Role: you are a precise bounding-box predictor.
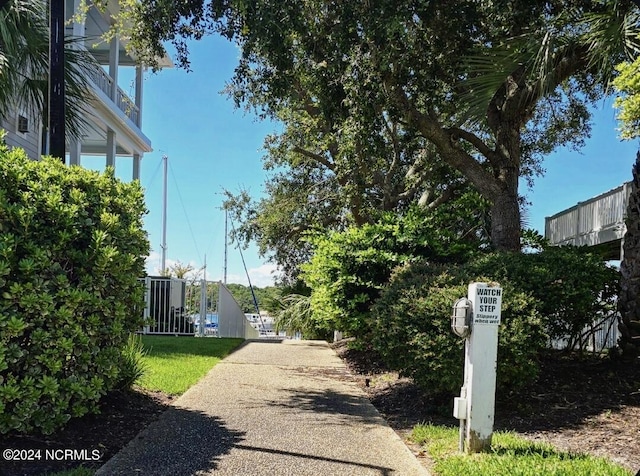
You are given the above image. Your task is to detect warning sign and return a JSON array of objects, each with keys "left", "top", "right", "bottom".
[{"left": 472, "top": 285, "right": 502, "bottom": 325}]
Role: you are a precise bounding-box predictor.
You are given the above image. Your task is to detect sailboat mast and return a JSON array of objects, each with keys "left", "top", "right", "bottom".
[
  {"left": 223, "top": 208, "right": 228, "bottom": 285},
  {"left": 161, "top": 155, "right": 168, "bottom": 273}
]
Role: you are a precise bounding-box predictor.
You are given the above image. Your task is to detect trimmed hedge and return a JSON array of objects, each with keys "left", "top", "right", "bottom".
[
  {"left": 461, "top": 248, "right": 619, "bottom": 344},
  {"left": 0, "top": 145, "right": 149, "bottom": 434},
  {"left": 302, "top": 202, "right": 488, "bottom": 340},
  {"left": 372, "top": 261, "right": 547, "bottom": 395}
]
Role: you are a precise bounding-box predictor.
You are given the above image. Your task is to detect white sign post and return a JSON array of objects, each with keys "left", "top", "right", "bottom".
[{"left": 457, "top": 282, "right": 502, "bottom": 453}]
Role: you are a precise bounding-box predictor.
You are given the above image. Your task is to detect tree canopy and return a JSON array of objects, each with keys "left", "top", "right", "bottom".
[{"left": 121, "top": 0, "right": 639, "bottom": 257}]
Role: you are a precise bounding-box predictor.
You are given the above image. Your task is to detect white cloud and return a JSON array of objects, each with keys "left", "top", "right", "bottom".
[
  {"left": 144, "top": 251, "right": 165, "bottom": 276},
  {"left": 247, "top": 263, "right": 278, "bottom": 288},
  {"left": 222, "top": 264, "right": 278, "bottom": 287},
  {"left": 144, "top": 253, "right": 278, "bottom": 287}
]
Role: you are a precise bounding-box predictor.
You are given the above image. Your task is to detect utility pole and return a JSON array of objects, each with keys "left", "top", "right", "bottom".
[{"left": 49, "top": 0, "right": 66, "bottom": 160}]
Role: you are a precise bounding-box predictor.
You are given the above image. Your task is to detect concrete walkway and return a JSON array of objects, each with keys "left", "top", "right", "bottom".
[{"left": 96, "top": 339, "right": 429, "bottom": 475}]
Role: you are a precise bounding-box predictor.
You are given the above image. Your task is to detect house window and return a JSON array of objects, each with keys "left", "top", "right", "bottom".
[{"left": 17, "top": 115, "right": 29, "bottom": 134}]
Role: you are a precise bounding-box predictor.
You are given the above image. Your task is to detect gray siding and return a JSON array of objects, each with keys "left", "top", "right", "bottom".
[{"left": 1, "top": 111, "right": 42, "bottom": 160}]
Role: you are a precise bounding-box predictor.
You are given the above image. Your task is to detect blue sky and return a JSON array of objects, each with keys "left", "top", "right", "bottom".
[
  {"left": 137, "top": 37, "right": 281, "bottom": 286},
  {"left": 96, "top": 34, "right": 640, "bottom": 287}
]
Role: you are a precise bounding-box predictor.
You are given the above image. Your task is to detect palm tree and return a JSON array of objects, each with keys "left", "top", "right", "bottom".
[
  {"left": 618, "top": 154, "right": 640, "bottom": 359},
  {"left": 0, "top": 0, "right": 95, "bottom": 146},
  {"left": 460, "top": 2, "right": 640, "bottom": 357},
  {"left": 458, "top": 2, "right": 640, "bottom": 124}
]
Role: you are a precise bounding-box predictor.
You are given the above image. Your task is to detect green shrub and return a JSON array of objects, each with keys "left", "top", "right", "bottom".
[
  {"left": 0, "top": 145, "right": 149, "bottom": 434},
  {"left": 302, "top": 201, "right": 489, "bottom": 340},
  {"left": 372, "top": 261, "right": 547, "bottom": 395},
  {"left": 461, "top": 247, "right": 619, "bottom": 346},
  {"left": 115, "top": 334, "right": 149, "bottom": 390},
  {"left": 272, "top": 293, "right": 333, "bottom": 340}
]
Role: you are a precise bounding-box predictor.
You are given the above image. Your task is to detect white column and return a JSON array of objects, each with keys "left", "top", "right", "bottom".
[
  {"left": 133, "top": 153, "right": 141, "bottom": 181},
  {"left": 106, "top": 128, "right": 116, "bottom": 169},
  {"left": 69, "top": 140, "right": 81, "bottom": 166},
  {"left": 199, "top": 279, "right": 207, "bottom": 337},
  {"left": 464, "top": 282, "right": 502, "bottom": 453}
]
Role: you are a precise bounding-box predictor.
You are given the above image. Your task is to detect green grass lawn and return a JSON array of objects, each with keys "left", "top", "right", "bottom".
[
  {"left": 137, "top": 336, "right": 244, "bottom": 395},
  {"left": 411, "top": 424, "right": 632, "bottom": 476}
]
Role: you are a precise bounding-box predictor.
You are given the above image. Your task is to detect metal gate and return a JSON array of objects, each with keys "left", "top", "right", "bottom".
[
  {"left": 140, "top": 277, "right": 259, "bottom": 339},
  {"left": 187, "top": 280, "right": 218, "bottom": 336},
  {"left": 141, "top": 277, "right": 192, "bottom": 335}
]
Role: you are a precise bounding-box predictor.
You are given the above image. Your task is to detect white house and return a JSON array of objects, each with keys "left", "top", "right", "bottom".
[{"left": 1, "top": 0, "right": 171, "bottom": 180}]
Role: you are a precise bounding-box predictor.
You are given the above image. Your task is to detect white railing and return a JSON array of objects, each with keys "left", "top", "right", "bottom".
[
  {"left": 545, "top": 182, "right": 631, "bottom": 247},
  {"left": 140, "top": 278, "right": 260, "bottom": 339},
  {"left": 86, "top": 64, "right": 140, "bottom": 126},
  {"left": 549, "top": 313, "right": 619, "bottom": 353}
]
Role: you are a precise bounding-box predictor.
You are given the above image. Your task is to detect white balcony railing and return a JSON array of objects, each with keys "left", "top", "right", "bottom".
[
  {"left": 85, "top": 64, "right": 140, "bottom": 126},
  {"left": 545, "top": 182, "right": 631, "bottom": 248}
]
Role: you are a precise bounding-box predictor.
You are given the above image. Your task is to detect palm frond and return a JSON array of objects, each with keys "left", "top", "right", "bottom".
[
  {"left": 580, "top": 0, "right": 640, "bottom": 89},
  {"left": 0, "top": 0, "right": 95, "bottom": 142},
  {"left": 456, "top": 2, "right": 640, "bottom": 126}
]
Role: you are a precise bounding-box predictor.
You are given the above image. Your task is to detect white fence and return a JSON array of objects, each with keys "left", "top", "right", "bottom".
[
  {"left": 140, "top": 277, "right": 259, "bottom": 339},
  {"left": 550, "top": 313, "right": 619, "bottom": 353},
  {"left": 545, "top": 182, "right": 630, "bottom": 251}
]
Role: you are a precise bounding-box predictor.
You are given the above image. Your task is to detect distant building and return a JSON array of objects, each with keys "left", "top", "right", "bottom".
[
  {"left": 1, "top": 0, "right": 171, "bottom": 180},
  {"left": 545, "top": 182, "right": 630, "bottom": 260}
]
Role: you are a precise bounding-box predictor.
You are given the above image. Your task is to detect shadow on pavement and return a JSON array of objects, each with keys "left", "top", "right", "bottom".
[
  {"left": 234, "top": 444, "right": 395, "bottom": 475},
  {"left": 266, "top": 387, "right": 383, "bottom": 426},
  {"left": 97, "top": 407, "right": 244, "bottom": 476}
]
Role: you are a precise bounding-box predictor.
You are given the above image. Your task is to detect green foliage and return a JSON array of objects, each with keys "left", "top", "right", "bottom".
[
  {"left": 114, "top": 334, "right": 149, "bottom": 390},
  {"left": 372, "top": 246, "right": 618, "bottom": 395},
  {"left": 302, "top": 202, "right": 489, "bottom": 339},
  {"left": 122, "top": 0, "right": 640, "bottom": 252},
  {"left": 0, "top": 0, "right": 98, "bottom": 142},
  {"left": 272, "top": 293, "right": 332, "bottom": 340},
  {"left": 225, "top": 283, "right": 281, "bottom": 314},
  {"left": 181, "top": 280, "right": 281, "bottom": 316},
  {"left": 461, "top": 247, "right": 619, "bottom": 347},
  {"left": 614, "top": 57, "right": 640, "bottom": 140},
  {"left": 0, "top": 146, "right": 149, "bottom": 434},
  {"left": 372, "top": 262, "right": 546, "bottom": 395}
]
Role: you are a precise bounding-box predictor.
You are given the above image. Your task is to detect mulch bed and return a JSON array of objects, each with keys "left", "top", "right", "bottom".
[
  {"left": 0, "top": 390, "right": 174, "bottom": 476},
  {"left": 333, "top": 340, "right": 640, "bottom": 473}
]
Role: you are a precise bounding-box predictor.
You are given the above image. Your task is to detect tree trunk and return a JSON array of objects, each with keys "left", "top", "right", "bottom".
[
  {"left": 618, "top": 152, "right": 640, "bottom": 359},
  {"left": 490, "top": 189, "right": 521, "bottom": 251}
]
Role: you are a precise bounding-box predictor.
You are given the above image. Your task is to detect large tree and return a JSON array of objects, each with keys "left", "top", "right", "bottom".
[
  {"left": 120, "top": 0, "right": 640, "bottom": 252},
  {"left": 613, "top": 57, "right": 640, "bottom": 358},
  {"left": 223, "top": 122, "right": 472, "bottom": 281}
]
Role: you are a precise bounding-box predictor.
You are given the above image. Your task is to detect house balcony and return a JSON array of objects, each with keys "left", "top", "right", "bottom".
[
  {"left": 545, "top": 182, "right": 631, "bottom": 260},
  {"left": 64, "top": 0, "right": 172, "bottom": 179},
  {"left": 85, "top": 64, "right": 140, "bottom": 127}
]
